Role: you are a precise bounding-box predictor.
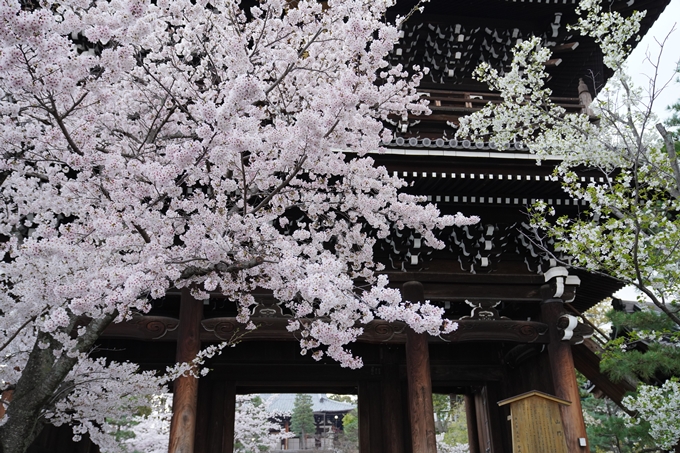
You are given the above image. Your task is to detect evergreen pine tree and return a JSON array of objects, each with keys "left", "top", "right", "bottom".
[{"left": 290, "top": 394, "right": 316, "bottom": 450}]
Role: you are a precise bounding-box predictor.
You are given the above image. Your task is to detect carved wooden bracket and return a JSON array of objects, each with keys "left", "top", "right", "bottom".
[
  {"left": 102, "top": 314, "right": 179, "bottom": 340},
  {"left": 460, "top": 300, "right": 508, "bottom": 320},
  {"left": 557, "top": 314, "right": 594, "bottom": 345}
]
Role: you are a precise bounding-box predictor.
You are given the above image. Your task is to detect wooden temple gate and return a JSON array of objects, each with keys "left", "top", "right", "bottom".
[{"left": 98, "top": 256, "right": 608, "bottom": 453}]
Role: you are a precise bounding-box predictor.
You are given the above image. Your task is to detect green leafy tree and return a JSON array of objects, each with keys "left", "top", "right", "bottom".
[
  {"left": 290, "top": 394, "right": 316, "bottom": 450},
  {"left": 327, "top": 394, "right": 357, "bottom": 404},
  {"left": 432, "top": 394, "right": 451, "bottom": 433},
  {"left": 342, "top": 409, "right": 359, "bottom": 450},
  {"left": 431, "top": 394, "right": 468, "bottom": 451},
  {"left": 442, "top": 399, "right": 468, "bottom": 447}
]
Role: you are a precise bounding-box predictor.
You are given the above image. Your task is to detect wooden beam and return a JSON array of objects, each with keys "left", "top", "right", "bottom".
[
  {"left": 168, "top": 288, "right": 203, "bottom": 453},
  {"left": 551, "top": 42, "right": 579, "bottom": 52},
  {"left": 403, "top": 281, "right": 437, "bottom": 453},
  {"left": 572, "top": 341, "right": 636, "bottom": 410},
  {"left": 541, "top": 285, "right": 589, "bottom": 453},
  {"left": 104, "top": 316, "right": 550, "bottom": 345}
]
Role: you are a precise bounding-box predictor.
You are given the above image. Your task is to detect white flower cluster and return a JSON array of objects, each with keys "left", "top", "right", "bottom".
[
  {"left": 623, "top": 379, "right": 680, "bottom": 450},
  {"left": 44, "top": 358, "right": 167, "bottom": 453},
  {"left": 572, "top": 0, "right": 646, "bottom": 69},
  {"left": 124, "top": 395, "right": 172, "bottom": 453}
]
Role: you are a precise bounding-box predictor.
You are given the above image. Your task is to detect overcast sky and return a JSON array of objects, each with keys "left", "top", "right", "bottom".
[{"left": 624, "top": 0, "right": 680, "bottom": 121}]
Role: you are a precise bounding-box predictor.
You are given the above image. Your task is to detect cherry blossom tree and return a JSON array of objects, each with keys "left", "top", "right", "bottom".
[
  {"left": 233, "top": 395, "right": 293, "bottom": 453},
  {"left": 122, "top": 394, "right": 291, "bottom": 453},
  {"left": 124, "top": 395, "right": 173, "bottom": 453},
  {"left": 0, "top": 0, "right": 479, "bottom": 451},
  {"left": 457, "top": 0, "right": 680, "bottom": 448}
]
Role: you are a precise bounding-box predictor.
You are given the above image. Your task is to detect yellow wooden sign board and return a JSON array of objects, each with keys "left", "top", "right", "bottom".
[{"left": 498, "top": 391, "right": 570, "bottom": 453}]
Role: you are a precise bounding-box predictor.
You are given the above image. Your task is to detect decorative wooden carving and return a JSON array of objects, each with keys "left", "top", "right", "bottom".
[
  {"left": 201, "top": 319, "right": 238, "bottom": 342},
  {"left": 251, "top": 301, "right": 288, "bottom": 318},
  {"left": 460, "top": 300, "right": 507, "bottom": 320},
  {"left": 201, "top": 317, "right": 296, "bottom": 342},
  {"left": 557, "top": 314, "right": 594, "bottom": 345},
  {"left": 362, "top": 321, "right": 403, "bottom": 343},
  {"left": 102, "top": 314, "right": 179, "bottom": 340}
]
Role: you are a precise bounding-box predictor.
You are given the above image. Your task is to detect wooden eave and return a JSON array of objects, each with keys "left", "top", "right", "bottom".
[{"left": 384, "top": 0, "right": 671, "bottom": 98}]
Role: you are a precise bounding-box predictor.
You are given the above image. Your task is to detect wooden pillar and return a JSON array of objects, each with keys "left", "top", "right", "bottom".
[
  {"left": 401, "top": 380, "right": 413, "bottom": 453},
  {"left": 194, "top": 380, "right": 236, "bottom": 453},
  {"left": 474, "top": 389, "right": 491, "bottom": 452},
  {"left": 168, "top": 288, "right": 204, "bottom": 453},
  {"left": 369, "top": 381, "right": 384, "bottom": 453},
  {"left": 194, "top": 379, "right": 212, "bottom": 453},
  {"left": 464, "top": 394, "right": 480, "bottom": 453},
  {"left": 541, "top": 284, "right": 588, "bottom": 452},
  {"left": 284, "top": 420, "right": 290, "bottom": 450},
  {"left": 403, "top": 281, "right": 437, "bottom": 453},
  {"left": 223, "top": 382, "right": 236, "bottom": 453},
  {"left": 382, "top": 350, "right": 405, "bottom": 453},
  {"left": 358, "top": 382, "right": 372, "bottom": 453}
]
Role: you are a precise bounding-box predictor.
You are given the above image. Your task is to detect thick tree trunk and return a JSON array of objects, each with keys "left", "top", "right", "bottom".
[{"left": 0, "top": 314, "right": 115, "bottom": 453}]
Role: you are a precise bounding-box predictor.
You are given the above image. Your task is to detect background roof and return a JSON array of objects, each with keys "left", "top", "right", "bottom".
[{"left": 258, "top": 394, "right": 356, "bottom": 414}]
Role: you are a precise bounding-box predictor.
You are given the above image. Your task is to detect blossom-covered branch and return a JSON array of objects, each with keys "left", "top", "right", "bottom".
[{"left": 0, "top": 0, "right": 477, "bottom": 450}]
